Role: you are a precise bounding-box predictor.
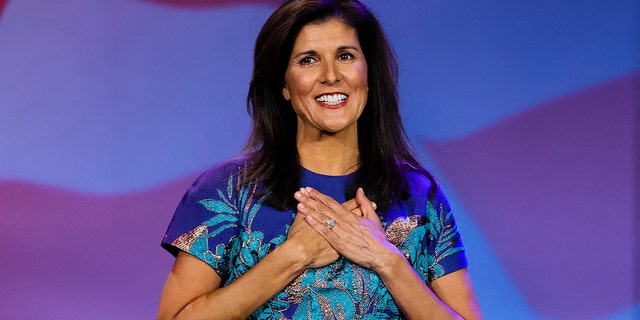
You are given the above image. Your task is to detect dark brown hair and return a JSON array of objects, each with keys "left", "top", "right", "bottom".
[{"left": 245, "top": 0, "right": 436, "bottom": 210}]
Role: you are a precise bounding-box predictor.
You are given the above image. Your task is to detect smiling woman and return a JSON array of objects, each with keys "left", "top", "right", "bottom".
[
  {"left": 283, "top": 19, "right": 369, "bottom": 171},
  {"left": 157, "top": 1, "right": 482, "bottom": 319}
]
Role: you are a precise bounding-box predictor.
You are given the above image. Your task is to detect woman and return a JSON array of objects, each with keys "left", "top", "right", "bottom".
[{"left": 158, "top": 0, "right": 482, "bottom": 319}]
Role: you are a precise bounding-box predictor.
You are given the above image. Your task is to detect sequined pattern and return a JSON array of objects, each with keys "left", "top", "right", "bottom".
[
  {"left": 171, "top": 224, "right": 207, "bottom": 252},
  {"left": 385, "top": 215, "right": 426, "bottom": 246}
]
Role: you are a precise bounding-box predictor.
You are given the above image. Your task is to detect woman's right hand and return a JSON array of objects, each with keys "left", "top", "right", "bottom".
[
  {"left": 159, "top": 207, "right": 338, "bottom": 319},
  {"left": 286, "top": 188, "right": 378, "bottom": 269},
  {"left": 286, "top": 205, "right": 340, "bottom": 268}
]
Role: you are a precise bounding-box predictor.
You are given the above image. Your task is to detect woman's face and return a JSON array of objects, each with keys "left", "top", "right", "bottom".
[{"left": 283, "top": 18, "right": 368, "bottom": 137}]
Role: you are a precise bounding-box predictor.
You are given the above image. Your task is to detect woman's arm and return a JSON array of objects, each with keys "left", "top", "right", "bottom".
[
  {"left": 374, "top": 253, "right": 482, "bottom": 319},
  {"left": 428, "top": 268, "right": 483, "bottom": 319},
  {"left": 157, "top": 212, "right": 339, "bottom": 320},
  {"left": 297, "top": 187, "right": 482, "bottom": 319}
]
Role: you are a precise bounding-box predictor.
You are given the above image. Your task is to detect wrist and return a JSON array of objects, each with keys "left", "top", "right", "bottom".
[
  {"left": 277, "top": 238, "right": 311, "bottom": 273},
  {"left": 372, "top": 249, "right": 407, "bottom": 279}
]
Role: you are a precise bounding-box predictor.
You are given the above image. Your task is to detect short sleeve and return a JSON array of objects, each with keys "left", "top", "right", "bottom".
[
  {"left": 160, "top": 159, "right": 246, "bottom": 277},
  {"left": 421, "top": 185, "right": 468, "bottom": 281},
  {"left": 392, "top": 172, "right": 468, "bottom": 283}
]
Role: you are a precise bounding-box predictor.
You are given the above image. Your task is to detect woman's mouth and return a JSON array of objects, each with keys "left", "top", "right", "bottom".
[{"left": 315, "top": 93, "right": 348, "bottom": 106}]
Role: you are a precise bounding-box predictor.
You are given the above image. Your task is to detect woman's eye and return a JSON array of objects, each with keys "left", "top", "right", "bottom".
[
  {"left": 338, "top": 52, "right": 355, "bottom": 61},
  {"left": 299, "top": 56, "right": 316, "bottom": 65}
]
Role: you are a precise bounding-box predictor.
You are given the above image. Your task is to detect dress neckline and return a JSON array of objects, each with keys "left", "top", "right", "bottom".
[{"left": 300, "top": 166, "right": 358, "bottom": 179}]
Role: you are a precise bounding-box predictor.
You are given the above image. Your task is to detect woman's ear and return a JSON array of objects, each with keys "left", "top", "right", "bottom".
[{"left": 282, "top": 86, "right": 291, "bottom": 101}]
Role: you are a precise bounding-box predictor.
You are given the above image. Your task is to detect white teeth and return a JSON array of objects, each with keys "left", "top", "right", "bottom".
[{"left": 316, "top": 94, "right": 347, "bottom": 105}]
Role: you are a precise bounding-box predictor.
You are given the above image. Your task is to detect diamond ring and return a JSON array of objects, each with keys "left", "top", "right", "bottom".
[{"left": 325, "top": 218, "right": 336, "bottom": 230}]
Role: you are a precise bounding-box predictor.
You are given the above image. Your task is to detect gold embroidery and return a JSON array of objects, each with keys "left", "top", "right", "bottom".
[
  {"left": 385, "top": 215, "right": 424, "bottom": 246},
  {"left": 286, "top": 271, "right": 307, "bottom": 304},
  {"left": 171, "top": 225, "right": 207, "bottom": 252}
]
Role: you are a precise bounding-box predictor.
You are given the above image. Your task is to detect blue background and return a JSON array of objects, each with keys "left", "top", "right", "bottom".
[{"left": 0, "top": 0, "right": 638, "bottom": 318}]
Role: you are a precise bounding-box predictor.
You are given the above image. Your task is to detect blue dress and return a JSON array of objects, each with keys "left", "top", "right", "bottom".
[{"left": 161, "top": 156, "right": 468, "bottom": 319}]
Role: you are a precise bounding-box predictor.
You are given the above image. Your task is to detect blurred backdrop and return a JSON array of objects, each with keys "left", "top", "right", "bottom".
[{"left": 0, "top": 0, "right": 638, "bottom": 319}]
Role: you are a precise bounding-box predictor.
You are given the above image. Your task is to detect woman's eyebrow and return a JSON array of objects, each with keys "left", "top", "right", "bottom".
[
  {"left": 292, "top": 50, "right": 317, "bottom": 59},
  {"left": 293, "top": 45, "right": 360, "bottom": 59},
  {"left": 337, "top": 45, "right": 359, "bottom": 52}
]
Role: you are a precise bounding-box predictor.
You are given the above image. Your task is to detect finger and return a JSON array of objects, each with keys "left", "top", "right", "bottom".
[
  {"left": 351, "top": 207, "right": 364, "bottom": 217},
  {"left": 294, "top": 188, "right": 329, "bottom": 216},
  {"left": 294, "top": 189, "right": 342, "bottom": 231},
  {"left": 305, "top": 213, "right": 372, "bottom": 256},
  {"left": 356, "top": 188, "right": 380, "bottom": 222},
  {"left": 343, "top": 196, "right": 378, "bottom": 212},
  {"left": 342, "top": 198, "right": 359, "bottom": 211},
  {"left": 303, "top": 187, "right": 347, "bottom": 217},
  {"left": 305, "top": 214, "right": 341, "bottom": 242},
  {"left": 303, "top": 187, "right": 337, "bottom": 207},
  {"left": 343, "top": 198, "right": 368, "bottom": 217}
]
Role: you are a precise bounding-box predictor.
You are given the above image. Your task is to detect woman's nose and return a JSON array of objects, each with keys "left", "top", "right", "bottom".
[{"left": 319, "top": 61, "right": 341, "bottom": 85}]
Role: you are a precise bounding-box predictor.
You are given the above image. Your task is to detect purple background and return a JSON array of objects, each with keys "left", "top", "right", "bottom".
[{"left": 1, "top": 0, "right": 638, "bottom": 319}]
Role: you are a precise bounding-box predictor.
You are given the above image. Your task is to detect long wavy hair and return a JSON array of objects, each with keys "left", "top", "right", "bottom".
[{"left": 245, "top": 0, "right": 436, "bottom": 210}]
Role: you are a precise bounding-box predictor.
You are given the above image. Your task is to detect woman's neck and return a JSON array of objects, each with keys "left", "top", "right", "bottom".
[{"left": 297, "top": 131, "right": 360, "bottom": 176}]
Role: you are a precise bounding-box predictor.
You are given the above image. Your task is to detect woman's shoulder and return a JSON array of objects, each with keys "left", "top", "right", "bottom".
[
  {"left": 398, "top": 163, "right": 435, "bottom": 191},
  {"left": 188, "top": 154, "right": 255, "bottom": 191},
  {"left": 399, "top": 164, "right": 450, "bottom": 209}
]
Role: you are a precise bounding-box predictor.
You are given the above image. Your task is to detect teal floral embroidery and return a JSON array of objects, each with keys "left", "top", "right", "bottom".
[
  {"left": 192, "top": 170, "right": 291, "bottom": 318},
  {"left": 165, "top": 162, "right": 466, "bottom": 319},
  {"left": 404, "top": 200, "right": 463, "bottom": 281},
  {"left": 194, "top": 171, "right": 267, "bottom": 252},
  {"left": 288, "top": 267, "right": 357, "bottom": 319},
  {"left": 255, "top": 291, "right": 289, "bottom": 320},
  {"left": 284, "top": 261, "right": 400, "bottom": 319}
]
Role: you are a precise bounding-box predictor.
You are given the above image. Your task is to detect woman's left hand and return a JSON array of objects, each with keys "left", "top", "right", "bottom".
[
  {"left": 295, "top": 187, "right": 482, "bottom": 319},
  {"left": 293, "top": 187, "right": 402, "bottom": 270}
]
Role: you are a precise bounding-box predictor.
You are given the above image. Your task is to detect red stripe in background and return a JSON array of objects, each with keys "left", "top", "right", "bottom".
[
  {"left": 141, "top": 0, "right": 282, "bottom": 9},
  {"left": 0, "top": 0, "right": 281, "bottom": 21},
  {"left": 0, "top": 0, "right": 8, "bottom": 19},
  {"left": 0, "top": 174, "right": 199, "bottom": 318}
]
